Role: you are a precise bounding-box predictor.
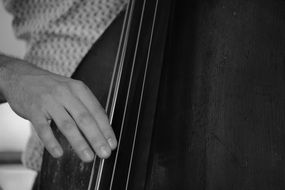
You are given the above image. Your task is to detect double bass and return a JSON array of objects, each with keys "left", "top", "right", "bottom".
[
  {"left": 39, "top": 0, "right": 176, "bottom": 189},
  {"left": 38, "top": 0, "right": 285, "bottom": 189}
]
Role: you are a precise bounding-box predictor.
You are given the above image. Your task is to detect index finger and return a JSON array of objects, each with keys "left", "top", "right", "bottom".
[
  {"left": 60, "top": 93, "right": 112, "bottom": 158},
  {"left": 70, "top": 81, "right": 117, "bottom": 149}
]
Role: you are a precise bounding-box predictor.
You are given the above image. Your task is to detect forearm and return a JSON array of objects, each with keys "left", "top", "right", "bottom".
[
  {"left": 0, "top": 54, "right": 11, "bottom": 104},
  {"left": 0, "top": 53, "right": 25, "bottom": 104}
]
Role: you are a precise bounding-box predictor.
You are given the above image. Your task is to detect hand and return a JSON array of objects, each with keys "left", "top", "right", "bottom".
[{"left": 0, "top": 57, "right": 117, "bottom": 162}]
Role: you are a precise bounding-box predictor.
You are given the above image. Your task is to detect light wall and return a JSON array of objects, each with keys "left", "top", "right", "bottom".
[
  {"left": 0, "top": 3, "right": 36, "bottom": 190},
  {"left": 0, "top": 1, "right": 30, "bottom": 152}
]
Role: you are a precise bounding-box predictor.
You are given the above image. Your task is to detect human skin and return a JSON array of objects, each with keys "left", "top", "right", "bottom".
[{"left": 0, "top": 54, "right": 117, "bottom": 162}]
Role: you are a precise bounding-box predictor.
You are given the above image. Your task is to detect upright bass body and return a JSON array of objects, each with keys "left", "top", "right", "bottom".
[{"left": 39, "top": 0, "right": 285, "bottom": 189}]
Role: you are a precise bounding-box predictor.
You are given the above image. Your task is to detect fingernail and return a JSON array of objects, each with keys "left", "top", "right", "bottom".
[
  {"left": 108, "top": 138, "right": 117, "bottom": 149},
  {"left": 83, "top": 149, "right": 94, "bottom": 161},
  {"left": 100, "top": 146, "right": 111, "bottom": 158},
  {"left": 53, "top": 147, "right": 63, "bottom": 157}
]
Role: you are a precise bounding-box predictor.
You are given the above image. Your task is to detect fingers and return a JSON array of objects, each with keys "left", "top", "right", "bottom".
[
  {"left": 70, "top": 81, "right": 117, "bottom": 150},
  {"left": 47, "top": 101, "right": 95, "bottom": 162},
  {"left": 60, "top": 92, "right": 112, "bottom": 159},
  {"left": 31, "top": 115, "right": 63, "bottom": 158},
  {"left": 29, "top": 78, "right": 116, "bottom": 162},
  {"left": 4, "top": 62, "right": 116, "bottom": 162}
]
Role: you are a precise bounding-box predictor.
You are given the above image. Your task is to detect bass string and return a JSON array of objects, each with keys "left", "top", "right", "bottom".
[
  {"left": 108, "top": 0, "right": 150, "bottom": 189},
  {"left": 95, "top": 1, "right": 135, "bottom": 189},
  {"left": 125, "top": 0, "right": 160, "bottom": 189},
  {"left": 87, "top": 0, "right": 134, "bottom": 189},
  {"left": 107, "top": 1, "right": 135, "bottom": 122},
  {"left": 94, "top": 0, "right": 138, "bottom": 189}
]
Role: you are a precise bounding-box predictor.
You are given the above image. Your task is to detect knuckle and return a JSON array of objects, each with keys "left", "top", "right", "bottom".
[
  {"left": 53, "top": 84, "right": 69, "bottom": 97},
  {"left": 100, "top": 126, "right": 112, "bottom": 134},
  {"left": 89, "top": 137, "right": 99, "bottom": 146},
  {"left": 59, "top": 119, "right": 75, "bottom": 133},
  {"left": 36, "top": 126, "right": 53, "bottom": 145},
  {"left": 33, "top": 122, "right": 48, "bottom": 136},
  {"left": 73, "top": 80, "right": 84, "bottom": 87},
  {"left": 76, "top": 112, "right": 92, "bottom": 126},
  {"left": 73, "top": 139, "right": 88, "bottom": 151},
  {"left": 89, "top": 137, "right": 105, "bottom": 149},
  {"left": 72, "top": 80, "right": 88, "bottom": 90}
]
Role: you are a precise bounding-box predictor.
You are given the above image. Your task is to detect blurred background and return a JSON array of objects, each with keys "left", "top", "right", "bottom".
[{"left": 0, "top": 2, "right": 37, "bottom": 190}]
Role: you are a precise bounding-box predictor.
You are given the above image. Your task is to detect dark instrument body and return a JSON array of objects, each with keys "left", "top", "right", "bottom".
[{"left": 38, "top": 0, "right": 285, "bottom": 189}]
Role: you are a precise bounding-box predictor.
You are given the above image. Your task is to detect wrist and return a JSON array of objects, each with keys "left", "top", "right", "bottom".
[{"left": 0, "top": 54, "right": 14, "bottom": 103}]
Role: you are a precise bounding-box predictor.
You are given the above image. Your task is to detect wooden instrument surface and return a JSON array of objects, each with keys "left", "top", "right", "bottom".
[{"left": 38, "top": 0, "right": 285, "bottom": 189}]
